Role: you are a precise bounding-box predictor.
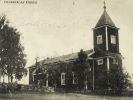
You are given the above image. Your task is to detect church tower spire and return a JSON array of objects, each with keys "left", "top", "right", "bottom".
[{"left": 95, "top": 2, "right": 116, "bottom": 28}]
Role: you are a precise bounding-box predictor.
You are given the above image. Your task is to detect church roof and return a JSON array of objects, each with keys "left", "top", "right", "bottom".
[
  {"left": 29, "top": 49, "right": 94, "bottom": 68},
  {"left": 95, "top": 9, "right": 116, "bottom": 28}
]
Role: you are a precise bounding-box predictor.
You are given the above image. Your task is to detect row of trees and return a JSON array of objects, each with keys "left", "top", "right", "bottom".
[{"left": 0, "top": 15, "right": 27, "bottom": 83}]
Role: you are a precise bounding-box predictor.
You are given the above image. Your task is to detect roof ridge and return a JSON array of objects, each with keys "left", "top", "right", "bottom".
[{"left": 28, "top": 49, "right": 94, "bottom": 68}]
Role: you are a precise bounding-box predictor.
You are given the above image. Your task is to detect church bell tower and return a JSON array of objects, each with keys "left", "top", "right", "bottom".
[
  {"left": 92, "top": 2, "right": 122, "bottom": 89},
  {"left": 93, "top": 2, "right": 119, "bottom": 54}
]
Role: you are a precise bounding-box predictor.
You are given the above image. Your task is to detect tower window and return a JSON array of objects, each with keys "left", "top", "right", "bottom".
[
  {"left": 111, "top": 35, "right": 116, "bottom": 44},
  {"left": 97, "top": 59, "right": 103, "bottom": 65},
  {"left": 61, "top": 72, "right": 66, "bottom": 85},
  {"left": 97, "top": 35, "right": 103, "bottom": 44}
]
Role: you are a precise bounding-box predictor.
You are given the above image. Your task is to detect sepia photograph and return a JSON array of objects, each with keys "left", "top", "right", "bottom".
[{"left": 0, "top": 0, "right": 133, "bottom": 100}]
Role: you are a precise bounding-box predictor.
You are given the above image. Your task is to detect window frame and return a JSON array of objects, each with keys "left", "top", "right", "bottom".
[
  {"left": 72, "top": 72, "right": 76, "bottom": 84},
  {"left": 61, "top": 72, "right": 66, "bottom": 85},
  {"left": 97, "top": 59, "right": 103, "bottom": 65},
  {"left": 97, "top": 35, "right": 103, "bottom": 44},
  {"left": 113, "top": 58, "right": 118, "bottom": 65},
  {"left": 111, "top": 35, "right": 116, "bottom": 44},
  {"left": 33, "top": 75, "right": 35, "bottom": 82}
]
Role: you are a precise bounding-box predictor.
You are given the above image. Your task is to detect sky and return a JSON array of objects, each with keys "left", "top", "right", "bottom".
[{"left": 0, "top": 0, "right": 133, "bottom": 84}]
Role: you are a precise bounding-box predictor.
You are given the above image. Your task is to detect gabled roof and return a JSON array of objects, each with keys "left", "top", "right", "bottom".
[
  {"left": 95, "top": 9, "right": 116, "bottom": 28},
  {"left": 29, "top": 49, "right": 94, "bottom": 68},
  {"left": 39, "top": 49, "right": 94, "bottom": 64}
]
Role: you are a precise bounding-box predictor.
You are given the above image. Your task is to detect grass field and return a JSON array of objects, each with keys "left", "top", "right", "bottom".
[{"left": 0, "top": 92, "right": 133, "bottom": 100}]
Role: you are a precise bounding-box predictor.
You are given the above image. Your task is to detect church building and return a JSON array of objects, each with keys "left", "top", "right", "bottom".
[{"left": 29, "top": 3, "right": 122, "bottom": 90}]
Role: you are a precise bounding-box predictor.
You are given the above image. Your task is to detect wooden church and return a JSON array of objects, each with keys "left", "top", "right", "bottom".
[{"left": 29, "top": 3, "right": 122, "bottom": 90}]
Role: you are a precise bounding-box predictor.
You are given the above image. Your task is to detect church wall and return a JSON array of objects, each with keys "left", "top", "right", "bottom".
[
  {"left": 29, "top": 60, "right": 93, "bottom": 90},
  {"left": 29, "top": 61, "right": 76, "bottom": 88},
  {"left": 94, "top": 57, "right": 108, "bottom": 89}
]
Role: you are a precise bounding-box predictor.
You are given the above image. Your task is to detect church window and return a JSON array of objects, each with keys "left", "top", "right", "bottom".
[
  {"left": 61, "top": 72, "right": 66, "bottom": 85},
  {"left": 113, "top": 58, "right": 118, "bottom": 64},
  {"left": 97, "top": 35, "right": 103, "bottom": 44},
  {"left": 72, "top": 72, "right": 77, "bottom": 84},
  {"left": 33, "top": 75, "right": 34, "bottom": 82},
  {"left": 111, "top": 35, "right": 116, "bottom": 44},
  {"left": 97, "top": 59, "right": 103, "bottom": 65}
]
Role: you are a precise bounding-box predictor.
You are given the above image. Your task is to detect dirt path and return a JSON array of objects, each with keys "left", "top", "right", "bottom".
[{"left": 0, "top": 92, "right": 133, "bottom": 100}]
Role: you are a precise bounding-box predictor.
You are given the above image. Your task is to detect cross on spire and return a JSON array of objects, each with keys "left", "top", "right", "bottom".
[{"left": 103, "top": 1, "right": 106, "bottom": 10}]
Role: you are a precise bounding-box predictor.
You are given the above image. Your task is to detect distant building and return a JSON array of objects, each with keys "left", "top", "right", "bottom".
[{"left": 29, "top": 4, "right": 122, "bottom": 90}]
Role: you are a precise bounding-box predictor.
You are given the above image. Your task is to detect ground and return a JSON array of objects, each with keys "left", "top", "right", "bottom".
[{"left": 0, "top": 92, "right": 133, "bottom": 100}]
